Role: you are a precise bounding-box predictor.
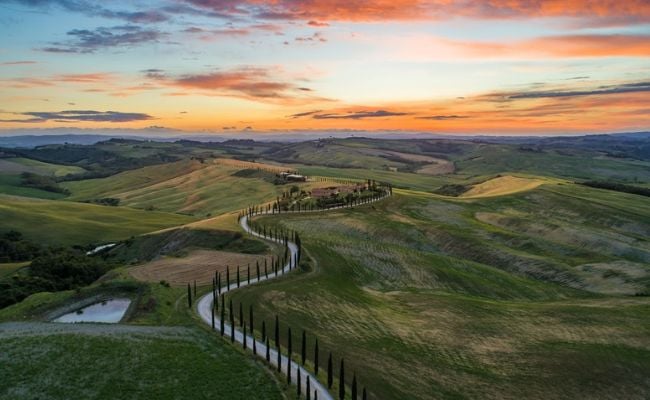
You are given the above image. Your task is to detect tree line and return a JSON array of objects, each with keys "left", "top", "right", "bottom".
[{"left": 195, "top": 185, "right": 392, "bottom": 399}]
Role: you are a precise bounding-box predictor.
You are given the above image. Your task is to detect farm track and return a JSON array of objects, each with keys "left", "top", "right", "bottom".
[{"left": 196, "top": 192, "right": 391, "bottom": 400}]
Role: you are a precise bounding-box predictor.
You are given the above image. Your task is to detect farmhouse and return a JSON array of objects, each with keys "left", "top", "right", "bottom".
[
  {"left": 311, "top": 183, "right": 368, "bottom": 198},
  {"left": 278, "top": 171, "right": 307, "bottom": 182}
]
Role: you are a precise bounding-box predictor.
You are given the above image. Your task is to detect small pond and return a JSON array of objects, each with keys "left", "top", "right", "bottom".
[{"left": 53, "top": 298, "right": 131, "bottom": 323}]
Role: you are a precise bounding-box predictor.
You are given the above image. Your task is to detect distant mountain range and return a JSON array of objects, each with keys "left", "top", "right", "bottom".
[{"left": 0, "top": 127, "right": 648, "bottom": 148}]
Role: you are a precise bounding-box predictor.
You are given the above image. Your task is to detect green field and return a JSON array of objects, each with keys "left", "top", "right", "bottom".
[
  {"left": 63, "top": 159, "right": 303, "bottom": 218},
  {"left": 228, "top": 185, "right": 650, "bottom": 399},
  {"left": 0, "top": 323, "right": 283, "bottom": 400},
  {"left": 0, "top": 194, "right": 194, "bottom": 246}
]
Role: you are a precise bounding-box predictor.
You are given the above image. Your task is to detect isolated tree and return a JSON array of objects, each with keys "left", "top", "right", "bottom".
[
  {"left": 236, "top": 267, "right": 240, "bottom": 288},
  {"left": 247, "top": 264, "right": 250, "bottom": 284},
  {"left": 301, "top": 330, "right": 307, "bottom": 365},
  {"left": 339, "top": 358, "right": 345, "bottom": 400},
  {"left": 352, "top": 373, "right": 357, "bottom": 400},
  {"left": 187, "top": 283, "right": 192, "bottom": 308},
  {"left": 327, "top": 352, "right": 333, "bottom": 389}
]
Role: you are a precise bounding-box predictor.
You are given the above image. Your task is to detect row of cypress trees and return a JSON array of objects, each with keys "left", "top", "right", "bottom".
[
  {"left": 202, "top": 182, "right": 391, "bottom": 398},
  {"left": 211, "top": 293, "right": 369, "bottom": 400}
]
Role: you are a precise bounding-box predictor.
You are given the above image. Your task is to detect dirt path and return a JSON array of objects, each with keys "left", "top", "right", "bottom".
[{"left": 196, "top": 191, "right": 391, "bottom": 400}]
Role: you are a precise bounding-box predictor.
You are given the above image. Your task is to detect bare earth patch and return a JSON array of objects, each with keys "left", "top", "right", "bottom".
[{"left": 129, "top": 249, "right": 271, "bottom": 286}]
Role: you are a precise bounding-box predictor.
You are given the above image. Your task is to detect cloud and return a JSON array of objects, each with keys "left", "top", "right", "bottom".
[
  {"left": 295, "top": 32, "right": 327, "bottom": 43},
  {"left": 312, "top": 110, "right": 408, "bottom": 119},
  {"left": 395, "top": 34, "right": 650, "bottom": 61},
  {"left": 6, "top": 0, "right": 171, "bottom": 23},
  {"left": 416, "top": 115, "right": 468, "bottom": 120},
  {"left": 498, "top": 81, "right": 650, "bottom": 100},
  {"left": 289, "top": 110, "right": 322, "bottom": 118},
  {"left": 181, "top": 0, "right": 650, "bottom": 24},
  {"left": 307, "top": 20, "right": 329, "bottom": 27},
  {"left": 152, "top": 66, "right": 327, "bottom": 103},
  {"left": 0, "top": 110, "right": 153, "bottom": 123},
  {"left": 41, "top": 25, "right": 164, "bottom": 53},
  {"left": 1, "top": 61, "right": 37, "bottom": 66}
]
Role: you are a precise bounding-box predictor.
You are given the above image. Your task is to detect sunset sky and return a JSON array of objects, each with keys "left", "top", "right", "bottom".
[{"left": 0, "top": 0, "right": 648, "bottom": 135}]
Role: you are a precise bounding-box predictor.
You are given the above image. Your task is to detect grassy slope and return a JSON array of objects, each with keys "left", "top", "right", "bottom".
[
  {"left": 228, "top": 187, "right": 650, "bottom": 400},
  {"left": 10, "top": 157, "right": 85, "bottom": 176},
  {"left": 0, "top": 194, "right": 193, "bottom": 246},
  {"left": 63, "top": 159, "right": 303, "bottom": 218},
  {"left": 0, "top": 323, "right": 283, "bottom": 400},
  {"left": 0, "top": 174, "right": 67, "bottom": 200}
]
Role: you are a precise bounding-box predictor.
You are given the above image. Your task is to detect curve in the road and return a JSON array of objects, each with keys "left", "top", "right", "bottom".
[{"left": 197, "top": 190, "right": 391, "bottom": 400}]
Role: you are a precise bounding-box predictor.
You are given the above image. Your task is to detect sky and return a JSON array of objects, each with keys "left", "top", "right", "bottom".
[{"left": 0, "top": 0, "right": 648, "bottom": 136}]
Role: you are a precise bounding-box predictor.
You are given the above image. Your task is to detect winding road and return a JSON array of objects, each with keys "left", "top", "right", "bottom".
[{"left": 196, "top": 191, "right": 390, "bottom": 400}]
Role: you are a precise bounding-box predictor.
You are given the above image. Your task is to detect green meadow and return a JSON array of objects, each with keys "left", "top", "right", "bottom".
[{"left": 229, "top": 184, "right": 650, "bottom": 399}]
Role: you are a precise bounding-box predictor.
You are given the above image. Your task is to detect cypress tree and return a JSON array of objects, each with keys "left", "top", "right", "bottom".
[
  {"left": 301, "top": 330, "right": 307, "bottom": 365},
  {"left": 274, "top": 315, "right": 279, "bottom": 347},
  {"left": 256, "top": 261, "right": 260, "bottom": 280},
  {"left": 229, "top": 299, "right": 233, "bottom": 322},
  {"left": 187, "top": 283, "right": 192, "bottom": 308},
  {"left": 243, "top": 322, "right": 247, "bottom": 349},
  {"left": 220, "top": 300, "right": 225, "bottom": 336},
  {"left": 327, "top": 352, "right": 333, "bottom": 389},
  {"left": 288, "top": 327, "right": 292, "bottom": 358},
  {"left": 230, "top": 316, "right": 235, "bottom": 343},
  {"left": 247, "top": 264, "right": 250, "bottom": 284},
  {"left": 314, "top": 338, "right": 319, "bottom": 375},
  {"left": 226, "top": 267, "right": 230, "bottom": 290},
  {"left": 265, "top": 336, "right": 270, "bottom": 362},
  {"left": 264, "top": 259, "right": 268, "bottom": 278},
  {"left": 239, "top": 302, "right": 243, "bottom": 327},
  {"left": 352, "top": 373, "right": 357, "bottom": 400},
  {"left": 211, "top": 301, "right": 215, "bottom": 329},
  {"left": 287, "top": 354, "right": 291, "bottom": 385},
  {"left": 277, "top": 340, "right": 281, "bottom": 372},
  {"left": 307, "top": 376, "right": 311, "bottom": 400},
  {"left": 339, "top": 359, "right": 345, "bottom": 400},
  {"left": 362, "top": 388, "right": 367, "bottom": 400},
  {"left": 236, "top": 267, "right": 240, "bottom": 288},
  {"left": 262, "top": 320, "right": 266, "bottom": 342},
  {"left": 297, "top": 367, "right": 301, "bottom": 396},
  {"left": 249, "top": 305, "right": 254, "bottom": 338}
]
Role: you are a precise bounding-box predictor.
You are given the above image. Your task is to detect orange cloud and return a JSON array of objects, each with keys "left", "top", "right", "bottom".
[
  {"left": 153, "top": 66, "right": 333, "bottom": 104},
  {"left": 184, "top": 0, "right": 650, "bottom": 23},
  {"left": 394, "top": 34, "right": 650, "bottom": 60}
]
